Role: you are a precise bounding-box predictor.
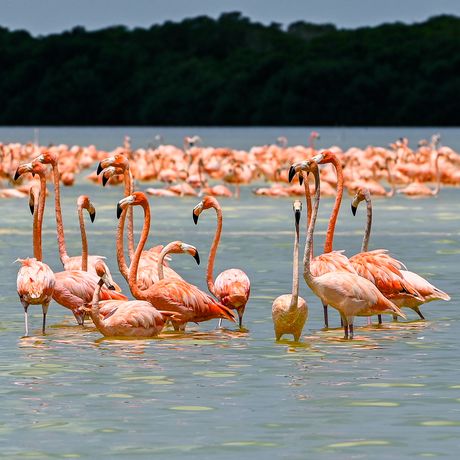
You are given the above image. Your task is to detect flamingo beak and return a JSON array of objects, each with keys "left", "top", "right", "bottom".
[
  {"left": 117, "top": 195, "right": 134, "bottom": 219},
  {"left": 29, "top": 203, "right": 34, "bottom": 215},
  {"left": 288, "top": 166, "right": 296, "bottom": 183},
  {"left": 14, "top": 168, "right": 22, "bottom": 181},
  {"left": 298, "top": 174, "right": 304, "bottom": 186},
  {"left": 116, "top": 203, "right": 123, "bottom": 219},
  {"left": 351, "top": 204, "right": 357, "bottom": 216},
  {"left": 192, "top": 203, "right": 203, "bottom": 224},
  {"left": 193, "top": 250, "right": 200, "bottom": 265},
  {"left": 351, "top": 196, "right": 359, "bottom": 216},
  {"left": 96, "top": 162, "right": 104, "bottom": 175},
  {"left": 102, "top": 174, "right": 109, "bottom": 187},
  {"left": 295, "top": 209, "right": 301, "bottom": 225},
  {"left": 101, "top": 273, "right": 115, "bottom": 290},
  {"left": 312, "top": 153, "right": 324, "bottom": 163},
  {"left": 89, "top": 207, "right": 96, "bottom": 223}
]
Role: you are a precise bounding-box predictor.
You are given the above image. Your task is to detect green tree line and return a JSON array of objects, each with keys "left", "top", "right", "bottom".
[{"left": 0, "top": 12, "right": 459, "bottom": 126}]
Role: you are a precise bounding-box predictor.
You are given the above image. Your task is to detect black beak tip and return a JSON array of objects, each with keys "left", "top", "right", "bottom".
[
  {"left": 96, "top": 163, "right": 103, "bottom": 175},
  {"left": 193, "top": 251, "right": 200, "bottom": 265},
  {"left": 14, "top": 169, "right": 21, "bottom": 181},
  {"left": 288, "top": 166, "right": 296, "bottom": 183},
  {"left": 193, "top": 212, "right": 199, "bottom": 225},
  {"left": 102, "top": 175, "right": 109, "bottom": 187},
  {"left": 116, "top": 204, "right": 122, "bottom": 219},
  {"left": 351, "top": 204, "right": 357, "bottom": 216},
  {"left": 90, "top": 211, "right": 96, "bottom": 223},
  {"left": 295, "top": 210, "right": 301, "bottom": 225},
  {"left": 29, "top": 204, "right": 34, "bottom": 215},
  {"left": 298, "top": 174, "right": 304, "bottom": 186},
  {"left": 108, "top": 285, "right": 116, "bottom": 290}
]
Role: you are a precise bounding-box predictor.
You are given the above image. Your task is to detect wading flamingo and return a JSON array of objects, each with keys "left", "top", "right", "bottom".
[
  {"left": 192, "top": 196, "right": 250, "bottom": 327},
  {"left": 85, "top": 261, "right": 183, "bottom": 338},
  {"left": 350, "top": 187, "right": 423, "bottom": 323},
  {"left": 351, "top": 188, "right": 450, "bottom": 319},
  {"left": 272, "top": 200, "right": 308, "bottom": 341},
  {"left": 28, "top": 151, "right": 116, "bottom": 277},
  {"left": 117, "top": 192, "right": 236, "bottom": 330},
  {"left": 300, "top": 160, "right": 406, "bottom": 339},
  {"left": 16, "top": 174, "right": 55, "bottom": 335},
  {"left": 289, "top": 151, "right": 357, "bottom": 329}
]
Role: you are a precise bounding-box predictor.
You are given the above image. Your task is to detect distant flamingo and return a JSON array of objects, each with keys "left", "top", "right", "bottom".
[
  {"left": 16, "top": 175, "right": 55, "bottom": 335},
  {"left": 272, "top": 200, "right": 308, "bottom": 341},
  {"left": 300, "top": 160, "right": 406, "bottom": 339},
  {"left": 117, "top": 192, "right": 235, "bottom": 330},
  {"left": 289, "top": 151, "right": 357, "bottom": 328},
  {"left": 349, "top": 187, "right": 422, "bottom": 323},
  {"left": 351, "top": 188, "right": 450, "bottom": 319},
  {"left": 192, "top": 196, "right": 250, "bottom": 327},
  {"left": 85, "top": 261, "right": 182, "bottom": 338}
]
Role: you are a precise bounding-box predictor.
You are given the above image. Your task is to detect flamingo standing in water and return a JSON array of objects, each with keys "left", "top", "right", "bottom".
[
  {"left": 351, "top": 188, "right": 450, "bottom": 319},
  {"left": 117, "top": 192, "right": 236, "bottom": 330},
  {"left": 289, "top": 151, "right": 357, "bottom": 329},
  {"left": 299, "top": 160, "right": 406, "bottom": 339},
  {"left": 272, "top": 200, "right": 308, "bottom": 341},
  {"left": 30, "top": 151, "right": 116, "bottom": 278},
  {"left": 16, "top": 166, "right": 55, "bottom": 335},
  {"left": 192, "top": 196, "right": 251, "bottom": 328},
  {"left": 349, "top": 187, "right": 423, "bottom": 323}
]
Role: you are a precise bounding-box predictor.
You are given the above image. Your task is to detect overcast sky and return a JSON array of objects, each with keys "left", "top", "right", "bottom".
[{"left": 3, "top": 0, "right": 460, "bottom": 35}]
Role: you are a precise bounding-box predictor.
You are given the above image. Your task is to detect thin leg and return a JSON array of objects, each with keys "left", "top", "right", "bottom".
[
  {"left": 349, "top": 323, "right": 354, "bottom": 340},
  {"left": 378, "top": 315, "right": 383, "bottom": 324},
  {"left": 414, "top": 308, "right": 425, "bottom": 320},
  {"left": 342, "top": 315, "right": 348, "bottom": 339},
  {"left": 238, "top": 310, "right": 244, "bottom": 329},
  {"left": 42, "top": 304, "right": 49, "bottom": 335},
  {"left": 323, "top": 304, "right": 329, "bottom": 329},
  {"left": 392, "top": 314, "right": 398, "bottom": 322},
  {"left": 23, "top": 305, "right": 29, "bottom": 337},
  {"left": 217, "top": 318, "right": 223, "bottom": 328}
]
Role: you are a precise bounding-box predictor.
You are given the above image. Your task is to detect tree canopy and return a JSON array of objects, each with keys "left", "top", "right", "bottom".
[{"left": 1, "top": 13, "right": 459, "bottom": 126}]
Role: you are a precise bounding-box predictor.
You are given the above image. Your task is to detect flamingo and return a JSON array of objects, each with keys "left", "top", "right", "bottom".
[
  {"left": 272, "top": 200, "right": 308, "bottom": 341},
  {"left": 86, "top": 262, "right": 184, "bottom": 338},
  {"left": 349, "top": 187, "right": 423, "bottom": 323},
  {"left": 28, "top": 151, "right": 116, "bottom": 277},
  {"left": 299, "top": 160, "right": 406, "bottom": 339},
  {"left": 289, "top": 151, "right": 357, "bottom": 329},
  {"left": 16, "top": 177, "right": 55, "bottom": 336},
  {"left": 351, "top": 188, "right": 450, "bottom": 319},
  {"left": 117, "top": 192, "right": 236, "bottom": 331},
  {"left": 192, "top": 196, "right": 251, "bottom": 328}
]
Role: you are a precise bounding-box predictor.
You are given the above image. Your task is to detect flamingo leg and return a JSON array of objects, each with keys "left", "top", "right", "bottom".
[
  {"left": 42, "top": 303, "right": 49, "bottom": 335},
  {"left": 414, "top": 307, "right": 425, "bottom": 320},
  {"left": 349, "top": 323, "right": 354, "bottom": 340},
  {"left": 378, "top": 314, "right": 383, "bottom": 324},
  {"left": 23, "top": 305, "right": 29, "bottom": 337},
  {"left": 341, "top": 315, "right": 349, "bottom": 339},
  {"left": 323, "top": 303, "right": 329, "bottom": 328},
  {"left": 217, "top": 318, "right": 223, "bottom": 329},
  {"left": 392, "top": 314, "right": 398, "bottom": 322}
]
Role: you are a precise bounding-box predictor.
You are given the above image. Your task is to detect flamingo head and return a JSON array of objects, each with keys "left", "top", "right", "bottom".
[
  {"left": 312, "top": 150, "right": 336, "bottom": 165},
  {"left": 34, "top": 150, "right": 58, "bottom": 166},
  {"left": 117, "top": 192, "right": 147, "bottom": 219},
  {"left": 101, "top": 166, "right": 124, "bottom": 186},
  {"left": 293, "top": 200, "right": 302, "bottom": 226},
  {"left": 94, "top": 260, "right": 116, "bottom": 290},
  {"left": 351, "top": 187, "right": 370, "bottom": 216},
  {"left": 77, "top": 195, "right": 96, "bottom": 222},
  {"left": 164, "top": 241, "right": 200, "bottom": 265},
  {"left": 14, "top": 161, "right": 47, "bottom": 181},
  {"left": 192, "top": 195, "right": 219, "bottom": 224},
  {"left": 289, "top": 160, "right": 312, "bottom": 185},
  {"left": 97, "top": 153, "right": 129, "bottom": 175}
]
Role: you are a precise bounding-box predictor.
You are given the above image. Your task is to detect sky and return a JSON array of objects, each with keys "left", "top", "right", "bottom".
[{"left": 2, "top": 0, "right": 460, "bottom": 35}]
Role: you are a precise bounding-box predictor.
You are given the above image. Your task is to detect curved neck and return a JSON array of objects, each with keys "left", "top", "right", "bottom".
[
  {"left": 91, "top": 279, "right": 109, "bottom": 335},
  {"left": 361, "top": 198, "right": 372, "bottom": 253},
  {"left": 206, "top": 204, "right": 223, "bottom": 296},
  {"left": 78, "top": 204, "right": 88, "bottom": 271},
  {"left": 31, "top": 188, "right": 42, "bottom": 261},
  {"left": 432, "top": 154, "right": 441, "bottom": 195},
  {"left": 157, "top": 245, "right": 170, "bottom": 280},
  {"left": 303, "top": 169, "right": 321, "bottom": 286},
  {"left": 324, "top": 157, "right": 343, "bottom": 253},
  {"left": 116, "top": 207, "right": 130, "bottom": 282},
  {"left": 127, "top": 201, "right": 151, "bottom": 301},
  {"left": 302, "top": 171, "right": 314, "bottom": 259},
  {"left": 124, "top": 169, "right": 135, "bottom": 260},
  {"left": 51, "top": 162, "right": 70, "bottom": 265},
  {"left": 34, "top": 175, "right": 47, "bottom": 261},
  {"left": 289, "top": 211, "right": 300, "bottom": 310}
]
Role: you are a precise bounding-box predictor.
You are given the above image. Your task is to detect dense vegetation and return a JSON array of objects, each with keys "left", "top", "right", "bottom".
[{"left": 1, "top": 12, "right": 459, "bottom": 126}]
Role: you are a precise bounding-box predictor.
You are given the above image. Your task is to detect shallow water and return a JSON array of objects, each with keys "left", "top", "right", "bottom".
[{"left": 1, "top": 128, "right": 459, "bottom": 459}]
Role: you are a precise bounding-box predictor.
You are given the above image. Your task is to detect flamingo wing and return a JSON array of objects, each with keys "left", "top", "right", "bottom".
[{"left": 311, "top": 251, "right": 357, "bottom": 277}]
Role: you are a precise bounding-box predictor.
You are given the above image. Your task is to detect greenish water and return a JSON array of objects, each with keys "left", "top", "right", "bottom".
[{"left": 1, "top": 128, "right": 459, "bottom": 459}]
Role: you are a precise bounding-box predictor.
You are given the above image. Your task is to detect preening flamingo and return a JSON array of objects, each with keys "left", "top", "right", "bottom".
[
  {"left": 16, "top": 177, "right": 55, "bottom": 335},
  {"left": 272, "top": 200, "right": 308, "bottom": 341},
  {"left": 349, "top": 187, "right": 423, "bottom": 323},
  {"left": 351, "top": 188, "right": 450, "bottom": 319},
  {"left": 117, "top": 192, "right": 236, "bottom": 331},
  {"left": 85, "top": 261, "right": 181, "bottom": 338},
  {"left": 289, "top": 151, "right": 357, "bottom": 329},
  {"left": 192, "top": 196, "right": 251, "bottom": 327},
  {"left": 300, "top": 160, "right": 406, "bottom": 339}
]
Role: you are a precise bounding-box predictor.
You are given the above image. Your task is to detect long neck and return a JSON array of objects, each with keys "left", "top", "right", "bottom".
[
  {"left": 289, "top": 212, "right": 300, "bottom": 310},
  {"left": 125, "top": 169, "right": 135, "bottom": 260},
  {"left": 302, "top": 171, "right": 314, "bottom": 259},
  {"left": 127, "top": 202, "right": 150, "bottom": 301},
  {"left": 157, "top": 245, "right": 171, "bottom": 280},
  {"left": 432, "top": 154, "right": 441, "bottom": 195},
  {"left": 78, "top": 205, "right": 88, "bottom": 271},
  {"left": 206, "top": 204, "right": 222, "bottom": 296},
  {"left": 116, "top": 207, "right": 130, "bottom": 282},
  {"left": 51, "top": 162, "right": 70, "bottom": 265},
  {"left": 303, "top": 169, "right": 321, "bottom": 287},
  {"left": 90, "top": 279, "right": 109, "bottom": 335},
  {"left": 324, "top": 157, "right": 343, "bottom": 253},
  {"left": 32, "top": 188, "right": 42, "bottom": 261},
  {"left": 361, "top": 198, "right": 372, "bottom": 253},
  {"left": 34, "top": 175, "right": 47, "bottom": 261}
]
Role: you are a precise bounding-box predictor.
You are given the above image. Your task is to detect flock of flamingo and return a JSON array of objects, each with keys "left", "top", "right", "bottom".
[{"left": 7, "top": 132, "right": 454, "bottom": 340}]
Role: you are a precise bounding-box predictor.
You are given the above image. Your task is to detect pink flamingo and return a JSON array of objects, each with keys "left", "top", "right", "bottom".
[
  {"left": 289, "top": 151, "right": 357, "bottom": 328},
  {"left": 16, "top": 172, "right": 55, "bottom": 335},
  {"left": 272, "top": 200, "right": 308, "bottom": 341},
  {"left": 300, "top": 160, "right": 406, "bottom": 339},
  {"left": 192, "top": 196, "right": 251, "bottom": 328},
  {"left": 352, "top": 188, "right": 450, "bottom": 319},
  {"left": 117, "top": 192, "right": 236, "bottom": 331}
]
